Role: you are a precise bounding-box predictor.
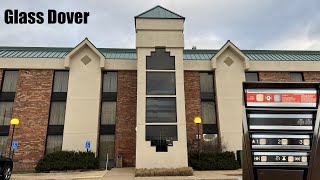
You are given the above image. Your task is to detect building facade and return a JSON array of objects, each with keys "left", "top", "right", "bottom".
[{"left": 1, "top": 6, "right": 320, "bottom": 170}]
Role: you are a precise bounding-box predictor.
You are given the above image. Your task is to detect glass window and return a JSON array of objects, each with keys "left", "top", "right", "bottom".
[
  {"left": 146, "top": 48, "right": 175, "bottom": 70},
  {"left": 0, "top": 136, "right": 8, "bottom": 156},
  {"left": 49, "top": 102, "right": 66, "bottom": 125},
  {"left": 146, "top": 98, "right": 176, "bottom": 123},
  {"left": 245, "top": 72, "right": 259, "bottom": 81},
  {"left": 45, "top": 135, "right": 63, "bottom": 155},
  {"left": 53, "top": 71, "right": 69, "bottom": 92},
  {"left": 0, "top": 102, "right": 13, "bottom": 125},
  {"left": 1, "top": 71, "right": 19, "bottom": 92},
  {"left": 200, "top": 73, "right": 214, "bottom": 93},
  {"left": 201, "top": 102, "right": 216, "bottom": 124},
  {"left": 146, "top": 125, "right": 177, "bottom": 141},
  {"left": 147, "top": 72, "right": 175, "bottom": 95},
  {"left": 99, "top": 135, "right": 115, "bottom": 167},
  {"left": 101, "top": 102, "right": 116, "bottom": 125},
  {"left": 103, "top": 72, "right": 117, "bottom": 92},
  {"left": 290, "top": 72, "right": 304, "bottom": 82}
]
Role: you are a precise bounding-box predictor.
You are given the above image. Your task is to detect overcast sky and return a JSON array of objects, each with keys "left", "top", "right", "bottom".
[{"left": 0, "top": 0, "right": 319, "bottom": 50}]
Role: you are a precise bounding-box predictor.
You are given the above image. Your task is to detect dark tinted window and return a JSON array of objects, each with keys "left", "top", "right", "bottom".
[
  {"left": 146, "top": 48, "right": 175, "bottom": 70},
  {"left": 1, "top": 71, "right": 18, "bottom": 92},
  {"left": 103, "top": 72, "right": 117, "bottom": 92},
  {"left": 201, "top": 102, "right": 216, "bottom": 124},
  {"left": 146, "top": 98, "right": 177, "bottom": 123},
  {"left": 49, "top": 102, "right": 66, "bottom": 125},
  {"left": 290, "top": 72, "right": 304, "bottom": 82},
  {"left": 0, "top": 102, "right": 13, "bottom": 125},
  {"left": 147, "top": 72, "right": 175, "bottom": 95},
  {"left": 245, "top": 72, "right": 259, "bottom": 81},
  {"left": 45, "top": 135, "right": 63, "bottom": 155},
  {"left": 200, "top": 73, "right": 214, "bottom": 93},
  {"left": 146, "top": 125, "right": 178, "bottom": 141},
  {"left": 53, "top": 71, "right": 69, "bottom": 92}
]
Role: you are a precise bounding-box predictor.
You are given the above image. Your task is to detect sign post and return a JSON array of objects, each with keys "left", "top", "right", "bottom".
[
  {"left": 85, "top": 141, "right": 90, "bottom": 170},
  {"left": 11, "top": 141, "right": 18, "bottom": 160}
]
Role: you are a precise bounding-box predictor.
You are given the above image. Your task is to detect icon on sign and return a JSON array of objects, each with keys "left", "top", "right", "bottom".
[
  {"left": 85, "top": 141, "right": 90, "bottom": 150},
  {"left": 266, "top": 95, "right": 272, "bottom": 101},
  {"left": 288, "top": 156, "right": 294, "bottom": 162},
  {"left": 256, "top": 94, "right": 264, "bottom": 102},
  {"left": 304, "top": 139, "right": 310, "bottom": 146},
  {"left": 274, "top": 95, "right": 281, "bottom": 102},
  {"left": 294, "top": 157, "right": 301, "bottom": 161},
  {"left": 254, "top": 156, "right": 260, "bottom": 161},
  {"left": 11, "top": 141, "right": 18, "bottom": 150}
]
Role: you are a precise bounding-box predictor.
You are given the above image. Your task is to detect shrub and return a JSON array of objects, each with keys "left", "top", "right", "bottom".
[
  {"left": 35, "top": 151, "right": 99, "bottom": 172},
  {"left": 189, "top": 151, "right": 240, "bottom": 170},
  {"left": 136, "top": 167, "right": 193, "bottom": 177}
]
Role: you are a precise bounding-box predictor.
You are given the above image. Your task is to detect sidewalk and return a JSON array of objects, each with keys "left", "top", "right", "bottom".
[
  {"left": 11, "top": 170, "right": 108, "bottom": 180},
  {"left": 104, "top": 168, "right": 241, "bottom": 180},
  {"left": 11, "top": 168, "right": 242, "bottom": 180}
]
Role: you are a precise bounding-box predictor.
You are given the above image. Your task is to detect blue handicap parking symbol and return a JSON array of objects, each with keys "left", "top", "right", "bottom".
[
  {"left": 12, "top": 141, "right": 18, "bottom": 150},
  {"left": 85, "top": 141, "right": 90, "bottom": 149}
]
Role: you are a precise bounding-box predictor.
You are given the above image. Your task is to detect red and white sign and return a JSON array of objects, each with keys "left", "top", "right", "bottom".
[
  {"left": 245, "top": 89, "right": 317, "bottom": 107},
  {"left": 246, "top": 93, "right": 317, "bottom": 103}
]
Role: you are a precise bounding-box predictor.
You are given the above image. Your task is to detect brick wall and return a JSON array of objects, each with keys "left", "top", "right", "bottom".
[
  {"left": 115, "top": 71, "right": 137, "bottom": 167},
  {"left": 184, "top": 71, "right": 203, "bottom": 150},
  {"left": 259, "top": 72, "right": 290, "bottom": 82},
  {"left": 6, "top": 70, "right": 54, "bottom": 170},
  {"left": 303, "top": 72, "right": 320, "bottom": 82},
  {"left": 0, "top": 70, "right": 3, "bottom": 88}
]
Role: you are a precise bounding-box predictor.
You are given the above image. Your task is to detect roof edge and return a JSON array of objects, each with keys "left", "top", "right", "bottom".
[{"left": 134, "top": 5, "right": 185, "bottom": 19}]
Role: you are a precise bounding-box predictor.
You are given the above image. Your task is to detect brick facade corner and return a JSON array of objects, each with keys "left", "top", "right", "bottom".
[
  {"left": 6, "top": 70, "right": 54, "bottom": 170},
  {"left": 0, "top": 70, "right": 3, "bottom": 89},
  {"left": 303, "top": 72, "right": 320, "bottom": 82},
  {"left": 115, "top": 71, "right": 137, "bottom": 167},
  {"left": 259, "top": 72, "right": 290, "bottom": 82},
  {"left": 184, "top": 71, "right": 203, "bottom": 151}
]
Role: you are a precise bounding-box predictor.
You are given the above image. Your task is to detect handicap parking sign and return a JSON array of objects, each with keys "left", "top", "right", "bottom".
[
  {"left": 85, "top": 141, "right": 90, "bottom": 150},
  {"left": 12, "top": 141, "right": 18, "bottom": 150}
]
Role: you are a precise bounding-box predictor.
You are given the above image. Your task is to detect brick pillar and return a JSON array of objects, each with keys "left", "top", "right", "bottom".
[
  {"left": 184, "top": 71, "right": 202, "bottom": 152},
  {"left": 303, "top": 72, "right": 320, "bottom": 82},
  {"left": 259, "top": 72, "right": 290, "bottom": 82},
  {"left": 115, "top": 71, "right": 137, "bottom": 167},
  {"left": 6, "top": 70, "right": 53, "bottom": 170},
  {"left": 0, "top": 70, "right": 3, "bottom": 86}
]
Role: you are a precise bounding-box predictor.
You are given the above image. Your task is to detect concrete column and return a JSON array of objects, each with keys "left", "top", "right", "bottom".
[
  {"left": 135, "top": 18, "right": 188, "bottom": 168},
  {"left": 214, "top": 48, "right": 246, "bottom": 152},
  {"left": 62, "top": 45, "right": 102, "bottom": 153}
]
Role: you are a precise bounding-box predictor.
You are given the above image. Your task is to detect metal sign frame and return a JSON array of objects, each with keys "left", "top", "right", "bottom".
[{"left": 242, "top": 82, "right": 320, "bottom": 180}]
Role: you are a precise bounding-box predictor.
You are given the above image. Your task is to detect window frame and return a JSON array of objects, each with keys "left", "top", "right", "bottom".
[
  {"left": 290, "top": 72, "right": 304, "bottom": 82},
  {"left": 45, "top": 71, "right": 69, "bottom": 155},
  {"left": 146, "top": 72, "right": 176, "bottom": 95},
  {"left": 245, "top": 72, "right": 260, "bottom": 82},
  {"left": 146, "top": 97, "right": 177, "bottom": 123}
]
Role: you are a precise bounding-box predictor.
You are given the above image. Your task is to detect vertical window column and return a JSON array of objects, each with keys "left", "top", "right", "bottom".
[
  {"left": 145, "top": 48, "right": 177, "bottom": 152},
  {"left": 45, "top": 71, "right": 69, "bottom": 154},
  {"left": 99, "top": 72, "right": 117, "bottom": 168},
  {"left": 200, "top": 72, "right": 218, "bottom": 143},
  {"left": 0, "top": 71, "right": 19, "bottom": 156}
]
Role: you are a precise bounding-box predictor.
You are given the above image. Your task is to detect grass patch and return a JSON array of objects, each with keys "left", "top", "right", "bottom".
[
  {"left": 13, "top": 170, "right": 36, "bottom": 174},
  {"left": 135, "top": 167, "right": 193, "bottom": 177}
]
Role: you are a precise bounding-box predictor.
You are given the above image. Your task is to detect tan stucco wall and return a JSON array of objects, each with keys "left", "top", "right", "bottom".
[
  {"left": 214, "top": 47, "right": 245, "bottom": 152},
  {"left": 0, "top": 58, "right": 65, "bottom": 69},
  {"left": 136, "top": 19, "right": 184, "bottom": 31},
  {"left": 135, "top": 47, "right": 188, "bottom": 168},
  {"left": 136, "top": 31, "right": 184, "bottom": 48},
  {"left": 135, "top": 17, "right": 188, "bottom": 168},
  {"left": 62, "top": 45, "right": 102, "bottom": 153},
  {"left": 183, "top": 60, "right": 212, "bottom": 71}
]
